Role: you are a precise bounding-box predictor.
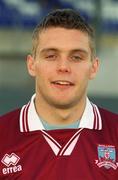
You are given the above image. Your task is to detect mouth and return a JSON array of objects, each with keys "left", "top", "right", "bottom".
[{"left": 51, "top": 80, "right": 74, "bottom": 87}]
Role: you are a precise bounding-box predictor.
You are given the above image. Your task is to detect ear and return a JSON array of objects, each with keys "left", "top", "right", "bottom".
[
  {"left": 89, "top": 57, "right": 100, "bottom": 80},
  {"left": 27, "top": 54, "right": 36, "bottom": 77}
]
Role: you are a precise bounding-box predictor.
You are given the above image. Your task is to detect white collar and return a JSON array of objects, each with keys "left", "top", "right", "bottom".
[{"left": 20, "top": 94, "right": 102, "bottom": 132}]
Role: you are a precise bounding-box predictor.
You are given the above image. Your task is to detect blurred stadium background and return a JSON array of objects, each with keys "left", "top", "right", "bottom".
[{"left": 0, "top": 0, "right": 118, "bottom": 115}]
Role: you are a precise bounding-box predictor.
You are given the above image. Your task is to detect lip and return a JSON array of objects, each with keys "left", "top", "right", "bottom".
[{"left": 51, "top": 80, "right": 75, "bottom": 89}]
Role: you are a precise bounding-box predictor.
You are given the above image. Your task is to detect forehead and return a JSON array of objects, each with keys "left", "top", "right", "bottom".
[{"left": 37, "top": 28, "right": 90, "bottom": 51}]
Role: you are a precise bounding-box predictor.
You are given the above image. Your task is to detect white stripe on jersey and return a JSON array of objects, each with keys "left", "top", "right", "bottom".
[{"left": 41, "top": 128, "right": 83, "bottom": 156}]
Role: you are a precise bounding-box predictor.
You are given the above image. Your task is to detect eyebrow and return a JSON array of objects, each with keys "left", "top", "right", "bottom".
[
  {"left": 39, "top": 48, "right": 58, "bottom": 54},
  {"left": 70, "top": 49, "right": 89, "bottom": 55},
  {"left": 39, "top": 48, "right": 89, "bottom": 55}
]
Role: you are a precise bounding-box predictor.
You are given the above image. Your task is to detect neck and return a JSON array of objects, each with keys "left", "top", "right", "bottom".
[{"left": 35, "top": 95, "right": 86, "bottom": 126}]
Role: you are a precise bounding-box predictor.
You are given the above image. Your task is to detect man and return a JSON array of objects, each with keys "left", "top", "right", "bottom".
[{"left": 0, "top": 9, "right": 118, "bottom": 180}]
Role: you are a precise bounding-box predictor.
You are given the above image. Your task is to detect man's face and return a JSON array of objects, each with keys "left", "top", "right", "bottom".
[{"left": 27, "top": 27, "right": 99, "bottom": 109}]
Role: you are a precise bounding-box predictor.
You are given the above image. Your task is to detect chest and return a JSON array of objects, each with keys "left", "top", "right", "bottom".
[{"left": 0, "top": 129, "right": 118, "bottom": 180}]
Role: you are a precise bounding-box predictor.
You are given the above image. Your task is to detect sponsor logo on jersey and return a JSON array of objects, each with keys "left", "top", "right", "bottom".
[
  {"left": 95, "top": 144, "right": 118, "bottom": 170},
  {"left": 1, "top": 153, "right": 22, "bottom": 175}
]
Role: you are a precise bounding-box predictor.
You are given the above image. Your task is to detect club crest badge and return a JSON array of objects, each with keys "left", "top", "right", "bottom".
[{"left": 95, "top": 144, "right": 118, "bottom": 170}]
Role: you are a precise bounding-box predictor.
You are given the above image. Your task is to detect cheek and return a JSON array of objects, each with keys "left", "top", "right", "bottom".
[
  {"left": 35, "top": 63, "right": 52, "bottom": 84},
  {"left": 75, "top": 64, "right": 91, "bottom": 79},
  {"left": 34, "top": 62, "right": 45, "bottom": 76},
  {"left": 35, "top": 61, "right": 53, "bottom": 73}
]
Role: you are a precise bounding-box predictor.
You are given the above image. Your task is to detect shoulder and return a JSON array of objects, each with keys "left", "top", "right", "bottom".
[
  {"left": 0, "top": 108, "right": 21, "bottom": 128},
  {"left": 98, "top": 106, "right": 118, "bottom": 128},
  {"left": 98, "top": 107, "right": 118, "bottom": 120}
]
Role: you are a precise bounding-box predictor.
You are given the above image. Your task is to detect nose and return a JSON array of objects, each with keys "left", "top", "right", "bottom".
[{"left": 56, "top": 58, "right": 71, "bottom": 73}]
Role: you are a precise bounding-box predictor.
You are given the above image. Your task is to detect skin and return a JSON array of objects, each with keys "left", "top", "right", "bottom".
[{"left": 27, "top": 27, "right": 99, "bottom": 125}]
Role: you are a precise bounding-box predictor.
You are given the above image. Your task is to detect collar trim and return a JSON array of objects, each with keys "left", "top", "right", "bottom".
[{"left": 20, "top": 95, "right": 102, "bottom": 132}]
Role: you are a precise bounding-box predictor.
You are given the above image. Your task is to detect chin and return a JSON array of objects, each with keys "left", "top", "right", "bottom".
[{"left": 50, "top": 99, "right": 76, "bottom": 109}]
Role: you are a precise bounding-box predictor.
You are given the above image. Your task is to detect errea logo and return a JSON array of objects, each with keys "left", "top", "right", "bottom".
[
  {"left": 1, "top": 153, "right": 22, "bottom": 175},
  {"left": 1, "top": 153, "right": 20, "bottom": 167}
]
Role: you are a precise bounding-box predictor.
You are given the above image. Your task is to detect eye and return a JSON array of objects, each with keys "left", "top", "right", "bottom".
[
  {"left": 45, "top": 54, "right": 57, "bottom": 60},
  {"left": 71, "top": 55, "right": 82, "bottom": 61}
]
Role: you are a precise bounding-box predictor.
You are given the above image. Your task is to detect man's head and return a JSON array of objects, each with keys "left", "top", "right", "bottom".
[
  {"left": 27, "top": 9, "right": 99, "bottom": 110},
  {"left": 32, "top": 9, "right": 95, "bottom": 59}
]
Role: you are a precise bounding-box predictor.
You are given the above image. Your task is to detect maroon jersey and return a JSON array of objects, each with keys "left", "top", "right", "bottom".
[{"left": 0, "top": 96, "right": 118, "bottom": 179}]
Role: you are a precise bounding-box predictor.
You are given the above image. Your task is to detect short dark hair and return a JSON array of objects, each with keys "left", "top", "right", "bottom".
[{"left": 32, "top": 9, "right": 95, "bottom": 58}]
